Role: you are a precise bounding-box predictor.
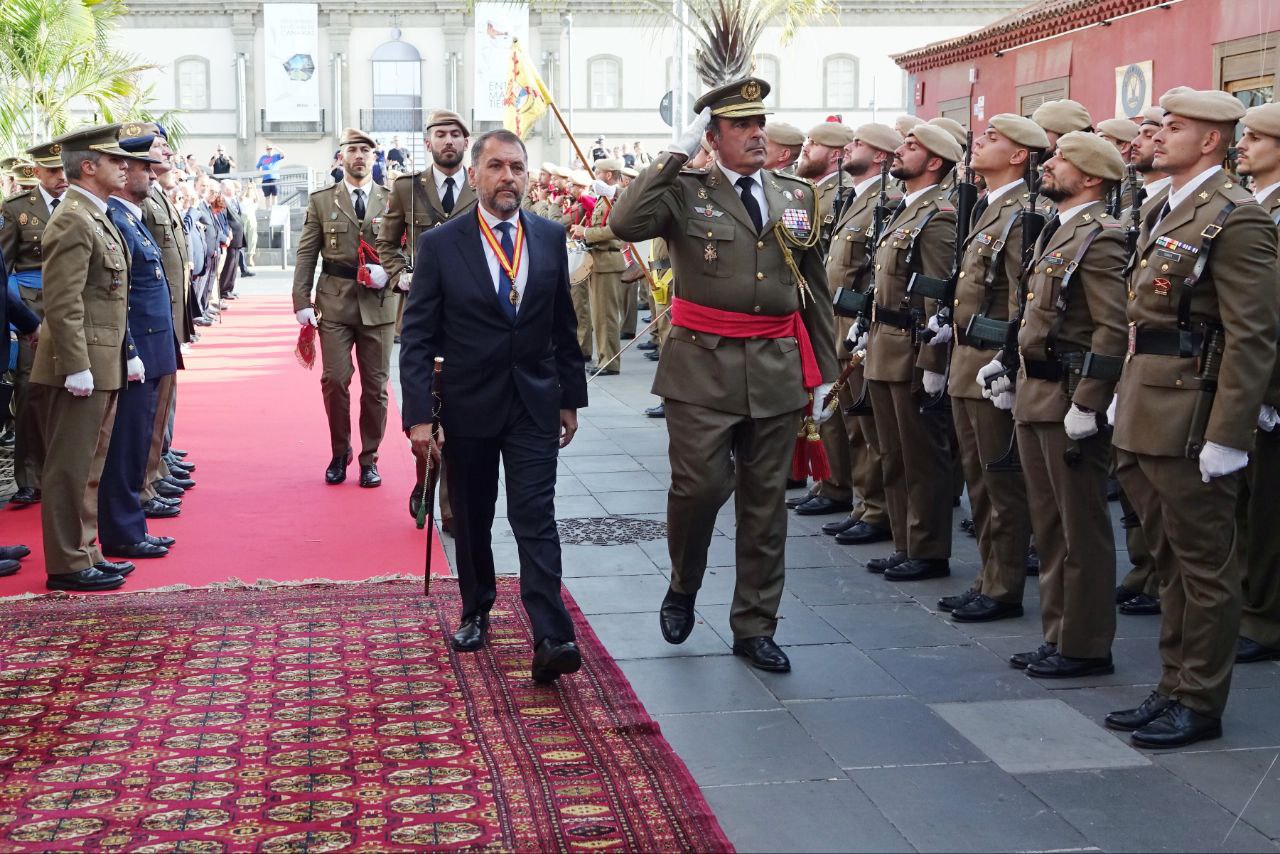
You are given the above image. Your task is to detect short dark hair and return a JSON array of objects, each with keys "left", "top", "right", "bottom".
[
  {"left": 63, "top": 150, "right": 100, "bottom": 180},
  {"left": 470, "top": 129, "right": 527, "bottom": 165}
]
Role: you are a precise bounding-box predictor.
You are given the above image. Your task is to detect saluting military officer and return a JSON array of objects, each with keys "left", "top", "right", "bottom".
[
  {"left": 1031, "top": 99, "right": 1094, "bottom": 153},
  {"left": 927, "top": 114, "right": 1048, "bottom": 622},
  {"left": 29, "top": 124, "right": 149, "bottom": 592},
  {"left": 858, "top": 124, "right": 959, "bottom": 581},
  {"left": 804, "top": 123, "right": 902, "bottom": 544},
  {"left": 610, "top": 77, "right": 838, "bottom": 673},
  {"left": 293, "top": 128, "right": 395, "bottom": 489},
  {"left": 1229, "top": 102, "right": 1280, "bottom": 665},
  {"left": 1107, "top": 89, "right": 1278, "bottom": 748},
  {"left": 377, "top": 110, "right": 476, "bottom": 527},
  {"left": 570, "top": 158, "right": 626, "bottom": 375},
  {"left": 1005, "top": 132, "right": 1129, "bottom": 678},
  {"left": 1, "top": 141, "right": 67, "bottom": 506}
]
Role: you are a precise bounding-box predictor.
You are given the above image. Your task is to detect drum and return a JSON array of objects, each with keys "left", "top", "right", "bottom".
[{"left": 567, "top": 241, "right": 592, "bottom": 285}]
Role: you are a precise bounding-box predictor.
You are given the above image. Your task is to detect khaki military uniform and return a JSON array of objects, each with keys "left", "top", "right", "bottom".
[
  {"left": 0, "top": 187, "right": 56, "bottom": 491},
  {"left": 948, "top": 182, "right": 1033, "bottom": 604},
  {"left": 811, "top": 178, "right": 900, "bottom": 527},
  {"left": 610, "top": 153, "right": 837, "bottom": 638},
  {"left": 647, "top": 237, "right": 673, "bottom": 351},
  {"left": 864, "top": 187, "right": 957, "bottom": 560},
  {"left": 1114, "top": 170, "right": 1279, "bottom": 717},
  {"left": 583, "top": 191, "right": 626, "bottom": 373},
  {"left": 292, "top": 181, "right": 396, "bottom": 467},
  {"left": 1013, "top": 201, "right": 1128, "bottom": 658},
  {"left": 29, "top": 188, "right": 130, "bottom": 575}
]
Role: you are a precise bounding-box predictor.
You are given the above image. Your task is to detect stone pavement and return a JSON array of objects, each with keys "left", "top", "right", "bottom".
[{"left": 284, "top": 270, "right": 1280, "bottom": 852}]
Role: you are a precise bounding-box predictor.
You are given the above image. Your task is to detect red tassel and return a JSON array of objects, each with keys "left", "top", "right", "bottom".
[
  {"left": 295, "top": 324, "right": 317, "bottom": 369},
  {"left": 791, "top": 435, "right": 808, "bottom": 481},
  {"left": 790, "top": 399, "right": 831, "bottom": 482}
]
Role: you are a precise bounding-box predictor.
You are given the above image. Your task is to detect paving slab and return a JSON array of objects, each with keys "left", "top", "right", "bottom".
[
  {"left": 616, "top": 656, "right": 782, "bottom": 715},
  {"left": 656, "top": 709, "right": 844, "bottom": 786},
  {"left": 785, "top": 564, "right": 912, "bottom": 606},
  {"left": 1158, "top": 748, "right": 1280, "bottom": 839},
  {"left": 815, "top": 602, "right": 971, "bottom": 650},
  {"left": 565, "top": 573, "right": 672, "bottom": 615},
  {"left": 707, "top": 600, "right": 847, "bottom": 648},
  {"left": 789, "top": 696, "right": 985, "bottom": 768},
  {"left": 755, "top": 644, "right": 907, "bottom": 702},
  {"left": 587, "top": 609, "right": 730, "bottom": 660},
  {"left": 868, "top": 644, "right": 1050, "bottom": 703}
]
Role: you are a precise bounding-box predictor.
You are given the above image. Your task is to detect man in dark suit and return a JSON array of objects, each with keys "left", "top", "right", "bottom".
[
  {"left": 217, "top": 181, "right": 243, "bottom": 300},
  {"left": 400, "top": 129, "right": 588, "bottom": 684}
]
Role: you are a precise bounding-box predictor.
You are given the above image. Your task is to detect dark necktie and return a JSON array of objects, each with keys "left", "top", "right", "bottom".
[
  {"left": 495, "top": 222, "right": 517, "bottom": 321},
  {"left": 1155, "top": 200, "right": 1171, "bottom": 227},
  {"left": 736, "top": 175, "right": 764, "bottom": 233},
  {"left": 1038, "top": 215, "right": 1062, "bottom": 255},
  {"left": 970, "top": 196, "right": 988, "bottom": 230},
  {"left": 353, "top": 188, "right": 366, "bottom": 222},
  {"left": 50, "top": 198, "right": 59, "bottom": 211},
  {"left": 1135, "top": 188, "right": 1147, "bottom": 208},
  {"left": 442, "top": 177, "right": 456, "bottom": 215}
]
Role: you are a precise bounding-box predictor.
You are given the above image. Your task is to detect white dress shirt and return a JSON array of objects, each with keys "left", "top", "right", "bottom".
[
  {"left": 901, "top": 182, "right": 941, "bottom": 209},
  {"left": 434, "top": 166, "right": 464, "bottom": 204},
  {"left": 985, "top": 178, "right": 1024, "bottom": 206},
  {"left": 716, "top": 162, "right": 769, "bottom": 223},
  {"left": 39, "top": 185, "right": 62, "bottom": 213},
  {"left": 478, "top": 204, "right": 529, "bottom": 309},
  {"left": 852, "top": 174, "right": 881, "bottom": 198},
  {"left": 1163, "top": 166, "right": 1222, "bottom": 220}
]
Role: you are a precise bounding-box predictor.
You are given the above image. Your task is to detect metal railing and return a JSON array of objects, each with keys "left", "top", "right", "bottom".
[{"left": 359, "top": 108, "right": 424, "bottom": 133}]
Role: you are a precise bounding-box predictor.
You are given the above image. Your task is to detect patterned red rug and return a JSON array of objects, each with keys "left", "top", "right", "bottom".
[{"left": 0, "top": 579, "right": 731, "bottom": 852}]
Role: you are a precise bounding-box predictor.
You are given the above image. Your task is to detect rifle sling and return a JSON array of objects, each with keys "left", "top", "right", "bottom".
[
  {"left": 1173, "top": 201, "right": 1236, "bottom": 356},
  {"left": 976, "top": 205, "right": 1027, "bottom": 318},
  {"left": 1045, "top": 224, "right": 1105, "bottom": 360},
  {"left": 898, "top": 207, "right": 944, "bottom": 312}
]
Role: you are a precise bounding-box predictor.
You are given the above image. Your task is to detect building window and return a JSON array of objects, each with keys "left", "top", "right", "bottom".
[
  {"left": 175, "top": 57, "right": 209, "bottom": 111},
  {"left": 368, "top": 38, "right": 423, "bottom": 134},
  {"left": 589, "top": 56, "right": 621, "bottom": 110},
  {"left": 937, "top": 97, "right": 970, "bottom": 130},
  {"left": 1017, "top": 77, "right": 1071, "bottom": 120},
  {"left": 754, "top": 54, "right": 779, "bottom": 106},
  {"left": 824, "top": 55, "right": 858, "bottom": 108}
]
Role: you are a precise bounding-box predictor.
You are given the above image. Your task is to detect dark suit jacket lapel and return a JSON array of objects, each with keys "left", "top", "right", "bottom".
[{"left": 456, "top": 210, "right": 511, "bottom": 322}]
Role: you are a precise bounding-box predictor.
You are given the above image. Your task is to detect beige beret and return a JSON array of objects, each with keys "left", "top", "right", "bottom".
[
  {"left": 808, "top": 122, "right": 855, "bottom": 148},
  {"left": 540, "top": 161, "right": 557, "bottom": 173},
  {"left": 1032, "top": 99, "right": 1093, "bottom": 134},
  {"left": 594, "top": 157, "right": 623, "bottom": 173},
  {"left": 1097, "top": 118, "right": 1140, "bottom": 143},
  {"left": 854, "top": 122, "right": 903, "bottom": 154},
  {"left": 621, "top": 166, "right": 639, "bottom": 178},
  {"left": 909, "top": 123, "right": 963, "bottom": 163},
  {"left": 766, "top": 121, "right": 805, "bottom": 146},
  {"left": 1243, "top": 103, "right": 1280, "bottom": 138},
  {"left": 1139, "top": 106, "right": 1165, "bottom": 126},
  {"left": 894, "top": 114, "right": 923, "bottom": 137},
  {"left": 569, "top": 169, "right": 592, "bottom": 187},
  {"left": 1159, "top": 87, "right": 1245, "bottom": 124},
  {"left": 928, "top": 116, "right": 968, "bottom": 148},
  {"left": 339, "top": 127, "right": 377, "bottom": 149},
  {"left": 988, "top": 113, "right": 1050, "bottom": 150},
  {"left": 1056, "top": 130, "right": 1126, "bottom": 181}
]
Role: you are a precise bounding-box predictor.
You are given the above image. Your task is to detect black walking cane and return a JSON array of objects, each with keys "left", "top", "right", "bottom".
[{"left": 417, "top": 357, "right": 444, "bottom": 595}]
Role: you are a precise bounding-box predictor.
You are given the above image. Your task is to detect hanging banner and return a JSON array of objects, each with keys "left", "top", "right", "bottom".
[
  {"left": 1115, "top": 61, "right": 1153, "bottom": 118},
  {"left": 263, "top": 3, "right": 321, "bottom": 123},
  {"left": 474, "top": 2, "right": 530, "bottom": 122}
]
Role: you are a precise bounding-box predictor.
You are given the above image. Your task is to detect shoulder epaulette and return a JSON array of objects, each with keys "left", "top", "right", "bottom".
[{"left": 933, "top": 198, "right": 956, "bottom": 214}]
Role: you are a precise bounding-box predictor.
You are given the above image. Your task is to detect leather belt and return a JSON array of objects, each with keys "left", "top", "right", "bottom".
[
  {"left": 956, "top": 329, "right": 1003, "bottom": 350},
  {"left": 873, "top": 304, "right": 914, "bottom": 330},
  {"left": 1023, "top": 358, "right": 1064, "bottom": 381},
  {"left": 322, "top": 260, "right": 358, "bottom": 280},
  {"left": 1129, "top": 327, "right": 1203, "bottom": 357}
]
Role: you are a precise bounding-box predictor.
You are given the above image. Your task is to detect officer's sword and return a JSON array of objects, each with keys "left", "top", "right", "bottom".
[{"left": 586, "top": 302, "right": 673, "bottom": 383}]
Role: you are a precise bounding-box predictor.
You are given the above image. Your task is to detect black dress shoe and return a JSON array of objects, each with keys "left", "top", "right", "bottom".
[
  {"left": 325, "top": 451, "right": 351, "bottom": 485},
  {"left": 166, "top": 459, "right": 195, "bottom": 474},
  {"left": 532, "top": 638, "right": 582, "bottom": 683},
  {"left": 959, "top": 517, "right": 975, "bottom": 537},
  {"left": 151, "top": 495, "right": 181, "bottom": 507},
  {"left": 1009, "top": 642, "right": 1057, "bottom": 670},
  {"left": 835, "top": 521, "right": 892, "bottom": 546},
  {"left": 637, "top": 341, "right": 658, "bottom": 351},
  {"left": 866, "top": 550, "right": 907, "bottom": 574},
  {"left": 163, "top": 475, "right": 196, "bottom": 490},
  {"left": 441, "top": 518, "right": 453, "bottom": 535},
  {"left": 951, "top": 594, "right": 1024, "bottom": 622},
  {"left": 451, "top": 614, "right": 489, "bottom": 651},
  {"left": 143, "top": 499, "right": 181, "bottom": 519},
  {"left": 93, "top": 560, "right": 135, "bottom": 576},
  {"left": 170, "top": 448, "right": 189, "bottom": 458},
  {"left": 1236, "top": 636, "right": 1280, "bottom": 663},
  {"left": 1026, "top": 653, "right": 1114, "bottom": 679},
  {"left": 785, "top": 489, "right": 816, "bottom": 510},
  {"left": 9, "top": 487, "right": 40, "bottom": 505},
  {"left": 822, "top": 516, "right": 860, "bottom": 536},
  {"left": 0, "top": 545, "right": 31, "bottom": 561},
  {"left": 642, "top": 315, "right": 653, "bottom": 323},
  {"left": 660, "top": 588, "right": 697, "bottom": 645},
  {"left": 0, "top": 559, "right": 19, "bottom": 577},
  {"left": 359, "top": 465, "right": 382, "bottom": 488},
  {"left": 1131, "top": 701, "right": 1222, "bottom": 749},
  {"left": 409, "top": 483, "right": 424, "bottom": 520},
  {"left": 1105, "top": 691, "right": 1172, "bottom": 731},
  {"left": 103, "top": 541, "right": 169, "bottom": 559},
  {"left": 155, "top": 480, "right": 185, "bottom": 499},
  {"left": 938, "top": 588, "right": 979, "bottom": 613},
  {"left": 621, "top": 332, "right": 635, "bottom": 340},
  {"left": 1115, "top": 585, "right": 1141, "bottom": 605},
  {"left": 732, "top": 637, "right": 791, "bottom": 672},
  {"left": 1025, "top": 546, "right": 1040, "bottom": 577},
  {"left": 47, "top": 568, "right": 126, "bottom": 591},
  {"left": 1106, "top": 476, "right": 1121, "bottom": 502},
  {"left": 1119, "top": 593, "right": 1161, "bottom": 615},
  {"left": 645, "top": 403, "right": 666, "bottom": 418},
  {"left": 145, "top": 534, "right": 176, "bottom": 548},
  {"left": 884, "top": 558, "right": 950, "bottom": 581},
  {"left": 794, "top": 496, "right": 854, "bottom": 516},
  {"left": 644, "top": 350, "right": 659, "bottom": 362}
]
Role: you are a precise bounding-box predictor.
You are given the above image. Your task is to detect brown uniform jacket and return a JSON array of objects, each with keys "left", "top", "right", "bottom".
[
  {"left": 814, "top": 171, "right": 841, "bottom": 258},
  {"left": 1013, "top": 201, "right": 1128, "bottom": 422},
  {"left": 143, "top": 183, "right": 191, "bottom": 352},
  {"left": 609, "top": 152, "right": 838, "bottom": 418},
  {"left": 1256, "top": 185, "right": 1280, "bottom": 408},
  {"left": 825, "top": 178, "right": 902, "bottom": 349},
  {"left": 0, "top": 188, "right": 53, "bottom": 275},
  {"left": 865, "top": 186, "right": 957, "bottom": 383},
  {"left": 1113, "top": 170, "right": 1279, "bottom": 456},
  {"left": 293, "top": 181, "right": 396, "bottom": 328},
  {"left": 948, "top": 181, "right": 1032, "bottom": 399},
  {"left": 30, "top": 188, "right": 130, "bottom": 390},
  {"left": 583, "top": 190, "right": 624, "bottom": 273},
  {"left": 376, "top": 165, "right": 476, "bottom": 282}
]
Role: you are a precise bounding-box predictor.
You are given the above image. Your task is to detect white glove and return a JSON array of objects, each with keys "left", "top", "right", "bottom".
[
  {"left": 296, "top": 307, "right": 318, "bottom": 327},
  {"left": 126, "top": 356, "right": 146, "bottom": 384},
  {"left": 1063, "top": 404, "right": 1098, "bottom": 440},
  {"left": 991, "top": 389, "right": 1015, "bottom": 411},
  {"left": 395, "top": 271, "right": 412, "bottom": 293},
  {"left": 846, "top": 329, "right": 868, "bottom": 356},
  {"left": 673, "top": 107, "right": 713, "bottom": 159},
  {"left": 977, "top": 358, "right": 1011, "bottom": 398},
  {"left": 363, "top": 264, "right": 389, "bottom": 289},
  {"left": 1106, "top": 394, "right": 1118, "bottom": 426},
  {"left": 64, "top": 368, "right": 94, "bottom": 397},
  {"left": 812, "top": 383, "right": 836, "bottom": 424},
  {"left": 591, "top": 180, "right": 617, "bottom": 200},
  {"left": 922, "top": 370, "right": 946, "bottom": 396},
  {"left": 1259, "top": 404, "right": 1279, "bottom": 432},
  {"left": 925, "top": 313, "right": 952, "bottom": 346},
  {"left": 1199, "top": 441, "right": 1249, "bottom": 483}
]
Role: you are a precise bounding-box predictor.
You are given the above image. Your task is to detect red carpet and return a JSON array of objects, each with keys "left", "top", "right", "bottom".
[
  {"left": 0, "top": 578, "right": 732, "bottom": 852},
  {"left": 1, "top": 294, "right": 448, "bottom": 597}
]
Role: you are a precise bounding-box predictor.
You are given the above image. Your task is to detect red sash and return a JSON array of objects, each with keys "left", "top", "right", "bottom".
[{"left": 670, "top": 297, "right": 822, "bottom": 389}]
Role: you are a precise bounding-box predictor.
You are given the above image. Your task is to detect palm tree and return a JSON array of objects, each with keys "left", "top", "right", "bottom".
[{"left": 0, "top": 0, "right": 155, "bottom": 151}]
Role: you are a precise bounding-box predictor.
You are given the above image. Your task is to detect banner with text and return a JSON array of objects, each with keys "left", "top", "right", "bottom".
[
  {"left": 263, "top": 3, "right": 321, "bottom": 123},
  {"left": 474, "top": 2, "right": 530, "bottom": 122}
]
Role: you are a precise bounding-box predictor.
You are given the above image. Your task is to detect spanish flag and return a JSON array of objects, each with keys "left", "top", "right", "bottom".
[{"left": 504, "top": 39, "right": 550, "bottom": 140}]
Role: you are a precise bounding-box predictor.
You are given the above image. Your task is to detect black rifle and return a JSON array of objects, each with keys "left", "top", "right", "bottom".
[
  {"left": 1125, "top": 163, "right": 1141, "bottom": 260},
  {"left": 1185, "top": 325, "right": 1226, "bottom": 459}
]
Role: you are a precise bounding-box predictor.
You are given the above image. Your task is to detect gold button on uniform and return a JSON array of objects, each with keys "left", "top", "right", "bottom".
[
  {"left": 959, "top": 271, "right": 966, "bottom": 278},
  {"left": 706, "top": 231, "right": 713, "bottom": 238},
  {"left": 756, "top": 272, "right": 765, "bottom": 280},
  {"left": 754, "top": 306, "right": 761, "bottom": 312},
  {"left": 1161, "top": 264, "right": 1169, "bottom": 272},
  {"left": 756, "top": 241, "right": 764, "bottom": 249},
  {"left": 953, "top": 298, "right": 960, "bottom": 307},
  {"left": 1140, "top": 259, "right": 1147, "bottom": 268},
  {"left": 875, "top": 263, "right": 882, "bottom": 270},
  {"left": 1027, "top": 292, "right": 1035, "bottom": 300}
]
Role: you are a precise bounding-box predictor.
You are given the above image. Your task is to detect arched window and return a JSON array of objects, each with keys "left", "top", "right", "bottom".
[
  {"left": 824, "top": 55, "right": 858, "bottom": 109},
  {"left": 175, "top": 56, "right": 209, "bottom": 111},
  {"left": 369, "top": 36, "right": 422, "bottom": 133},
  {"left": 753, "top": 54, "right": 780, "bottom": 106},
  {"left": 589, "top": 56, "right": 622, "bottom": 110}
]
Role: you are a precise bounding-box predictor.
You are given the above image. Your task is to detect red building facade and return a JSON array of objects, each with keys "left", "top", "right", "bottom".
[{"left": 895, "top": 0, "right": 1280, "bottom": 128}]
